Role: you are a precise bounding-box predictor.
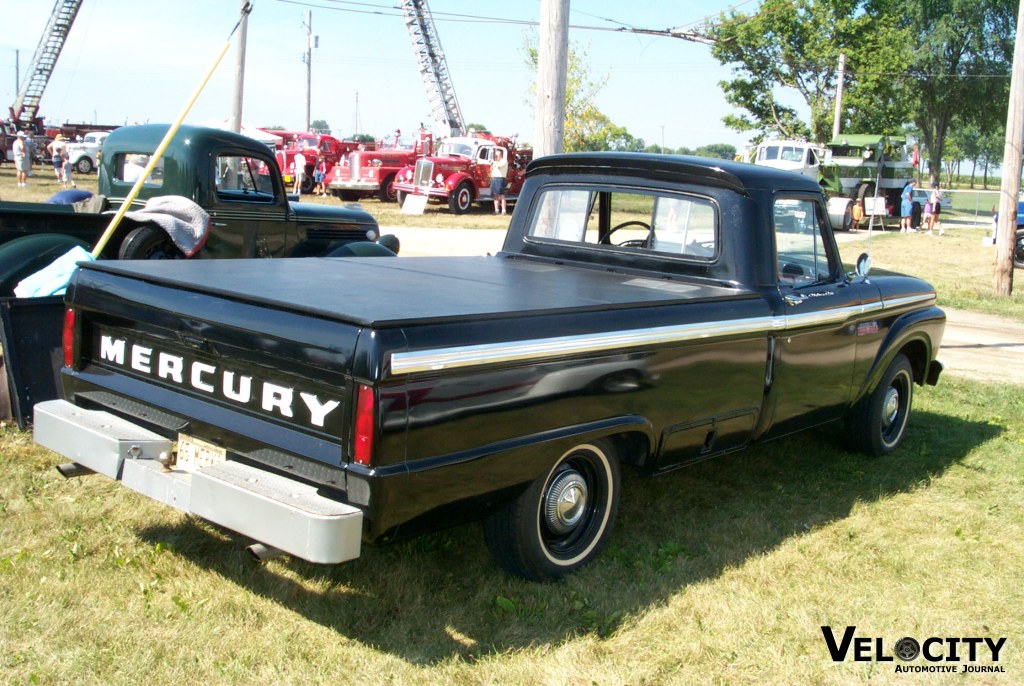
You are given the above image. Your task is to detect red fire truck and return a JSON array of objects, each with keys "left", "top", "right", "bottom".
[
  {"left": 327, "top": 128, "right": 435, "bottom": 203},
  {"left": 273, "top": 131, "right": 375, "bottom": 194},
  {"left": 391, "top": 132, "right": 532, "bottom": 214}
]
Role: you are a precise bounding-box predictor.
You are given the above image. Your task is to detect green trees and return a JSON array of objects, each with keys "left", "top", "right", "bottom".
[
  {"left": 710, "top": 0, "right": 1016, "bottom": 182},
  {"left": 710, "top": 0, "right": 910, "bottom": 143}
]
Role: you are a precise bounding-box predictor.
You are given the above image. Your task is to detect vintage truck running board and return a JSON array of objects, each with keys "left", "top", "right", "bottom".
[{"left": 33, "top": 399, "right": 362, "bottom": 565}]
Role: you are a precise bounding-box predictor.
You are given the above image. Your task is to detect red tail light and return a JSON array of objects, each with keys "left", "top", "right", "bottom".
[
  {"left": 353, "top": 384, "right": 375, "bottom": 466},
  {"left": 62, "top": 308, "right": 76, "bottom": 368}
]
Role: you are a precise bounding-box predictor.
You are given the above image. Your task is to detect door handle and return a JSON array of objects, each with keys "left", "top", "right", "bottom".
[{"left": 784, "top": 294, "right": 807, "bottom": 306}]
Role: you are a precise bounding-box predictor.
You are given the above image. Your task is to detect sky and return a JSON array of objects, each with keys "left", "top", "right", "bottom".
[{"left": 0, "top": 0, "right": 789, "bottom": 153}]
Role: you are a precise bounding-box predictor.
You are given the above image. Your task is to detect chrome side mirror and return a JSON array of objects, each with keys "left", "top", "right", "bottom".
[{"left": 852, "top": 252, "right": 872, "bottom": 280}]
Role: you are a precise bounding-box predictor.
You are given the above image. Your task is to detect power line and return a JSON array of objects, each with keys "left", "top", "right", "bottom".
[{"left": 272, "top": 0, "right": 719, "bottom": 44}]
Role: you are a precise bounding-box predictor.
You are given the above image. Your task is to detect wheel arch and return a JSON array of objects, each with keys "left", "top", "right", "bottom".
[
  {"left": 854, "top": 305, "right": 945, "bottom": 404},
  {"left": 443, "top": 171, "right": 473, "bottom": 191}
]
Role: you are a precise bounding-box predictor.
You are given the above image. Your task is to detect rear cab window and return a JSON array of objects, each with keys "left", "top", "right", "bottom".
[
  {"left": 525, "top": 186, "right": 719, "bottom": 261},
  {"left": 113, "top": 153, "right": 164, "bottom": 186}
]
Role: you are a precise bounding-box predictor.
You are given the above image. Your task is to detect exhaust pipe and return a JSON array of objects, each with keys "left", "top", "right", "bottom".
[
  {"left": 246, "top": 543, "right": 286, "bottom": 563},
  {"left": 56, "top": 462, "right": 94, "bottom": 478}
]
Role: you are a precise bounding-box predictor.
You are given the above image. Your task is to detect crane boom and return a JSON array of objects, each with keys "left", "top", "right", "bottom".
[
  {"left": 10, "top": 0, "right": 84, "bottom": 128},
  {"left": 400, "top": 0, "right": 465, "bottom": 137}
]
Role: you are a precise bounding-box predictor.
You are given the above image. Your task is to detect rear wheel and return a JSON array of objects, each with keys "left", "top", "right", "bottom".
[
  {"left": 846, "top": 354, "right": 914, "bottom": 456},
  {"left": 448, "top": 182, "right": 473, "bottom": 214},
  {"left": 118, "top": 225, "right": 185, "bottom": 260},
  {"left": 483, "top": 439, "right": 620, "bottom": 581}
]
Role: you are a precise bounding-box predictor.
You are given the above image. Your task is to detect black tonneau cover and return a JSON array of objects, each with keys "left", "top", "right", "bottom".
[{"left": 77, "top": 256, "right": 755, "bottom": 327}]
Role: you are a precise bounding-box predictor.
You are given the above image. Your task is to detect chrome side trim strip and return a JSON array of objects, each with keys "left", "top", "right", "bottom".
[
  {"left": 389, "top": 295, "right": 924, "bottom": 376},
  {"left": 882, "top": 293, "right": 936, "bottom": 310},
  {"left": 391, "top": 316, "right": 776, "bottom": 375}
]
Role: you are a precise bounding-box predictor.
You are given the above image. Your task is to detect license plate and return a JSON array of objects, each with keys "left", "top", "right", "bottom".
[{"left": 176, "top": 433, "right": 226, "bottom": 472}]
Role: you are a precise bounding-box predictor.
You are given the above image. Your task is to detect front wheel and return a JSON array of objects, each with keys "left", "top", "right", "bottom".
[
  {"left": 483, "top": 439, "right": 620, "bottom": 581},
  {"left": 378, "top": 174, "right": 397, "bottom": 203},
  {"left": 845, "top": 354, "right": 914, "bottom": 456},
  {"left": 448, "top": 182, "right": 473, "bottom": 214},
  {"left": 75, "top": 157, "right": 94, "bottom": 174},
  {"left": 118, "top": 225, "right": 185, "bottom": 260}
]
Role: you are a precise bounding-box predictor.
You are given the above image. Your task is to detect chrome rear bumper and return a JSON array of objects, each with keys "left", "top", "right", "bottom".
[{"left": 33, "top": 399, "right": 362, "bottom": 565}]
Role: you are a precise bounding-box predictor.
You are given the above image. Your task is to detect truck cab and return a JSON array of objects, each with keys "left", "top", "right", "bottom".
[
  {"left": 98, "top": 124, "right": 381, "bottom": 259},
  {"left": 753, "top": 140, "right": 822, "bottom": 180}
]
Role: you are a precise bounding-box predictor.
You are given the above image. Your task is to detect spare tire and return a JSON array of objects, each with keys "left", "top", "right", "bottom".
[{"left": 118, "top": 225, "right": 185, "bottom": 260}]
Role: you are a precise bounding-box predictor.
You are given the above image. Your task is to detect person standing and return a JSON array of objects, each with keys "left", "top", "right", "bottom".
[
  {"left": 61, "top": 149, "right": 75, "bottom": 189},
  {"left": 47, "top": 134, "right": 67, "bottom": 182},
  {"left": 12, "top": 131, "right": 30, "bottom": 187},
  {"left": 928, "top": 181, "right": 944, "bottom": 235},
  {"left": 490, "top": 147, "right": 509, "bottom": 215},
  {"left": 313, "top": 154, "right": 326, "bottom": 195},
  {"left": 900, "top": 178, "right": 916, "bottom": 232},
  {"left": 292, "top": 149, "right": 306, "bottom": 195}
]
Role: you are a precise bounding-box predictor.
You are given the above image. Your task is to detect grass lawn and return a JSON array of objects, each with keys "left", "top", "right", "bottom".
[{"left": 1, "top": 377, "right": 1021, "bottom": 685}]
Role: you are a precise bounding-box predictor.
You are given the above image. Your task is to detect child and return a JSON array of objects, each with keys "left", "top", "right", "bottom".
[
  {"left": 313, "top": 155, "right": 326, "bottom": 195},
  {"left": 61, "top": 150, "right": 76, "bottom": 189}
]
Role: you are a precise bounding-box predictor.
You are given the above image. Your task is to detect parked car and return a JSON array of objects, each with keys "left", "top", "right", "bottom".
[
  {"left": 1015, "top": 201, "right": 1023, "bottom": 269},
  {"left": 64, "top": 130, "right": 111, "bottom": 174}
]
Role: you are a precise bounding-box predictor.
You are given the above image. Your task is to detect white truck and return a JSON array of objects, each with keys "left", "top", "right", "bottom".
[
  {"left": 64, "top": 130, "right": 111, "bottom": 174},
  {"left": 753, "top": 135, "right": 916, "bottom": 231}
]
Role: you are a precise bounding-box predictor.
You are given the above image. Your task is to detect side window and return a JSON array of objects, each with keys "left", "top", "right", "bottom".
[
  {"left": 526, "top": 187, "right": 718, "bottom": 260},
  {"left": 215, "top": 154, "right": 276, "bottom": 200},
  {"left": 113, "top": 153, "right": 163, "bottom": 186},
  {"left": 774, "top": 198, "right": 835, "bottom": 285}
]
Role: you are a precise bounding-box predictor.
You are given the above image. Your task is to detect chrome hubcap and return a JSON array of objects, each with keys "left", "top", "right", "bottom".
[
  {"left": 882, "top": 386, "right": 901, "bottom": 430},
  {"left": 544, "top": 470, "right": 588, "bottom": 535}
]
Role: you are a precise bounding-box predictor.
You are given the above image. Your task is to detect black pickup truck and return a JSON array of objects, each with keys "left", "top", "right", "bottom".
[{"left": 34, "top": 153, "right": 945, "bottom": 581}]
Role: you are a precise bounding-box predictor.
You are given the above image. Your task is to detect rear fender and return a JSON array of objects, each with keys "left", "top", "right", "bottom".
[{"left": 855, "top": 305, "right": 945, "bottom": 402}]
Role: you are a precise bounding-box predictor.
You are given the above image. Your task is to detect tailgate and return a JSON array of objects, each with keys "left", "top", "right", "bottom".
[{"left": 63, "top": 266, "right": 363, "bottom": 480}]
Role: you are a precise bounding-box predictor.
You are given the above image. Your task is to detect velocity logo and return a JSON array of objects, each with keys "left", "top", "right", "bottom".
[{"left": 821, "top": 626, "right": 1007, "bottom": 674}]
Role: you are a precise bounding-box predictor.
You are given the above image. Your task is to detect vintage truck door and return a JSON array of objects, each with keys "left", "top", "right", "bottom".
[
  {"left": 765, "top": 194, "right": 868, "bottom": 435},
  {"left": 204, "top": 150, "right": 288, "bottom": 258}
]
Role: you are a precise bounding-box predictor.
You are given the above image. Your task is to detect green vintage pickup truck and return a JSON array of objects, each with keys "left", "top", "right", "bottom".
[
  {"left": 0, "top": 124, "right": 385, "bottom": 272},
  {"left": 0, "top": 124, "right": 390, "bottom": 426}
]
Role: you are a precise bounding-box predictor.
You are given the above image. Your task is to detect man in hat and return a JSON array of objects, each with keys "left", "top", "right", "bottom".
[
  {"left": 47, "top": 134, "right": 68, "bottom": 183},
  {"left": 13, "top": 131, "right": 30, "bottom": 187}
]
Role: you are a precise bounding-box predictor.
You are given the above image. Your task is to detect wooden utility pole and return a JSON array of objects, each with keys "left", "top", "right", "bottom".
[
  {"left": 229, "top": 0, "right": 250, "bottom": 134},
  {"left": 304, "top": 10, "right": 313, "bottom": 132},
  {"left": 533, "top": 0, "right": 569, "bottom": 158},
  {"left": 831, "top": 53, "right": 845, "bottom": 140},
  {"left": 994, "top": 0, "right": 1024, "bottom": 296}
]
